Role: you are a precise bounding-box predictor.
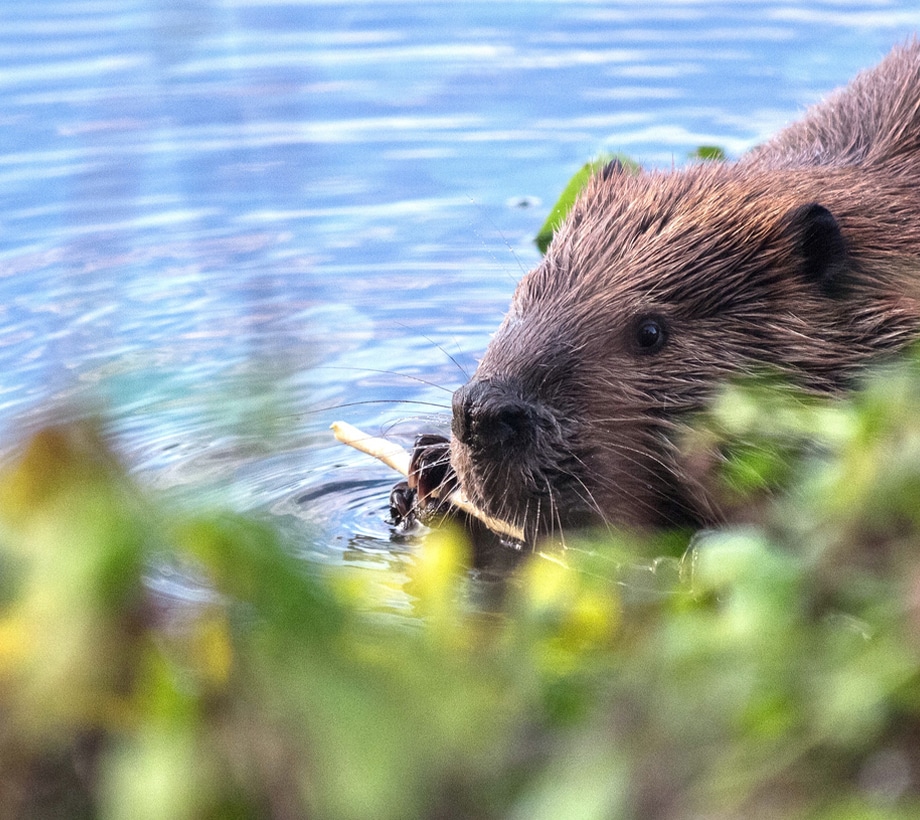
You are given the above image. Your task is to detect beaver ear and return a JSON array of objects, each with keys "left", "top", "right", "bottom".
[
  {"left": 599, "top": 158, "right": 626, "bottom": 180},
  {"left": 786, "top": 202, "right": 849, "bottom": 297}
]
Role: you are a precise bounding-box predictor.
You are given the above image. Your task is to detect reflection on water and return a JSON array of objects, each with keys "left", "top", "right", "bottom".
[{"left": 0, "top": 1, "right": 916, "bottom": 569}]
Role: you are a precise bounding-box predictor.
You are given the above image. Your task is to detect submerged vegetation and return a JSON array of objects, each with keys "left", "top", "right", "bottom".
[{"left": 5, "top": 351, "right": 920, "bottom": 818}]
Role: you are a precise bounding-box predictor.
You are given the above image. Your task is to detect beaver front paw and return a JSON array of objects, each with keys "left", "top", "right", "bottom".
[
  {"left": 388, "top": 433, "right": 457, "bottom": 527},
  {"left": 388, "top": 479, "right": 417, "bottom": 525},
  {"left": 409, "top": 433, "right": 456, "bottom": 508}
]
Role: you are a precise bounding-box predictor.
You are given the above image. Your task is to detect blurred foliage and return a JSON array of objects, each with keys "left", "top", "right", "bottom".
[{"left": 6, "top": 350, "right": 920, "bottom": 818}]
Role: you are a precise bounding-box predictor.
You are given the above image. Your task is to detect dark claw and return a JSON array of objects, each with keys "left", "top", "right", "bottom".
[
  {"left": 389, "top": 432, "right": 524, "bottom": 576},
  {"left": 388, "top": 433, "right": 457, "bottom": 528},
  {"left": 388, "top": 480, "right": 416, "bottom": 525},
  {"left": 408, "top": 433, "right": 456, "bottom": 508}
]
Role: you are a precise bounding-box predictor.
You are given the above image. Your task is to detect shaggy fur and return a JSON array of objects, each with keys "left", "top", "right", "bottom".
[{"left": 448, "top": 40, "right": 920, "bottom": 538}]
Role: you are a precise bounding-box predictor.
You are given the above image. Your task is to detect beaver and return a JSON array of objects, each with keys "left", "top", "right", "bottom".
[{"left": 392, "top": 40, "right": 920, "bottom": 542}]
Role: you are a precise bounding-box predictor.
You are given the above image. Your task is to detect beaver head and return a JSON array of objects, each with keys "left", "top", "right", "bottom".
[{"left": 449, "top": 161, "right": 920, "bottom": 538}]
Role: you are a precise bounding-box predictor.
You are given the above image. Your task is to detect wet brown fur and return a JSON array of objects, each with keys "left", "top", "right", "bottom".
[{"left": 449, "top": 40, "right": 920, "bottom": 538}]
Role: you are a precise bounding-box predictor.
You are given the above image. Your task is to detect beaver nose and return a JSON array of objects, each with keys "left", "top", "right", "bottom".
[{"left": 451, "top": 380, "right": 537, "bottom": 451}]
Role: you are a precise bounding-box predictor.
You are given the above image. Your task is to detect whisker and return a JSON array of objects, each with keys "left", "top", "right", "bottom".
[
  {"left": 590, "top": 438, "right": 675, "bottom": 477},
  {"left": 468, "top": 194, "right": 530, "bottom": 280},
  {"left": 532, "top": 495, "right": 543, "bottom": 553},
  {"left": 390, "top": 324, "right": 473, "bottom": 383},
  {"left": 563, "top": 458, "right": 619, "bottom": 539},
  {"left": 308, "top": 399, "right": 451, "bottom": 414},
  {"left": 310, "top": 364, "right": 458, "bottom": 394},
  {"left": 546, "top": 480, "right": 567, "bottom": 550}
]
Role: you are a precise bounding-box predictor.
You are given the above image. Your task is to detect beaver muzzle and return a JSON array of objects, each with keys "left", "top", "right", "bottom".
[{"left": 451, "top": 379, "right": 549, "bottom": 455}]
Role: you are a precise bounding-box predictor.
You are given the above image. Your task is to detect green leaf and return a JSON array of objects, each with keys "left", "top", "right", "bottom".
[
  {"left": 534, "top": 153, "right": 640, "bottom": 255},
  {"left": 688, "top": 145, "right": 726, "bottom": 162}
]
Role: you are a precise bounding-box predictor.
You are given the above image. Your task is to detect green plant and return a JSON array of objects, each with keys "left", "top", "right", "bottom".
[
  {"left": 5, "top": 349, "right": 920, "bottom": 817},
  {"left": 534, "top": 147, "right": 724, "bottom": 254}
]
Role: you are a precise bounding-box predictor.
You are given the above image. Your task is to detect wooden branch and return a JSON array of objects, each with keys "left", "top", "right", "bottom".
[{"left": 331, "top": 421, "right": 525, "bottom": 543}]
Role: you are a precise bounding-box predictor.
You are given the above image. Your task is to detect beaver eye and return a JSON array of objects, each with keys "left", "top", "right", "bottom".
[{"left": 633, "top": 315, "right": 667, "bottom": 354}]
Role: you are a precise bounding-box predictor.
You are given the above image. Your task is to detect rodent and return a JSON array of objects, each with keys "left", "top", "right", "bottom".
[{"left": 397, "top": 40, "right": 920, "bottom": 541}]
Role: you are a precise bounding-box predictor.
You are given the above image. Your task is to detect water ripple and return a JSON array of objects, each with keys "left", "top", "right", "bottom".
[{"left": 0, "top": 0, "right": 915, "bottom": 565}]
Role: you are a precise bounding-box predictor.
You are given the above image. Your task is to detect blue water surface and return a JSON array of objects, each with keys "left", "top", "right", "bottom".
[{"left": 0, "top": 1, "right": 917, "bottom": 576}]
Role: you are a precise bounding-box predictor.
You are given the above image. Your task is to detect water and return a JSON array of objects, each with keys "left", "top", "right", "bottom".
[{"left": 1, "top": 1, "right": 917, "bottom": 578}]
